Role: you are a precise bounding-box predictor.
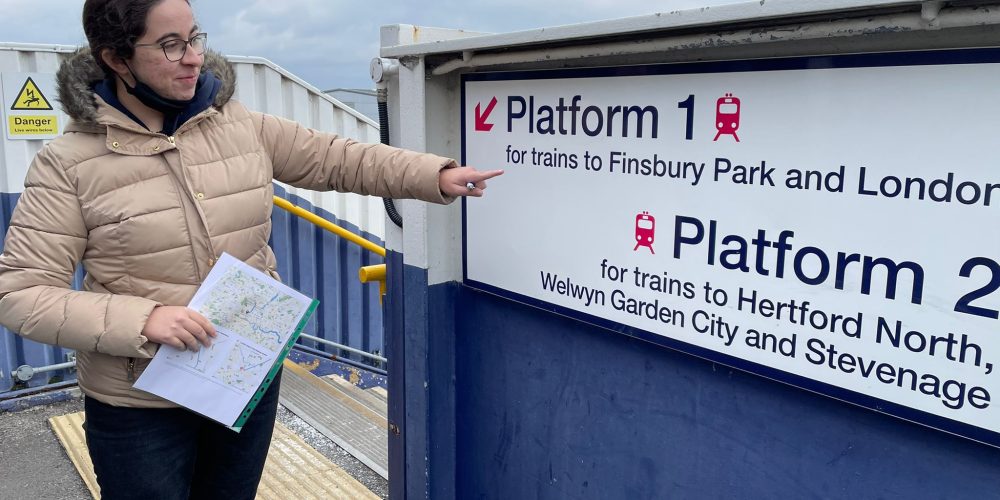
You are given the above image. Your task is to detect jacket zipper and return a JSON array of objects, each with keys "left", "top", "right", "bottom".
[
  {"left": 127, "top": 357, "right": 136, "bottom": 382},
  {"left": 163, "top": 134, "right": 212, "bottom": 276},
  {"left": 167, "top": 133, "right": 219, "bottom": 272}
]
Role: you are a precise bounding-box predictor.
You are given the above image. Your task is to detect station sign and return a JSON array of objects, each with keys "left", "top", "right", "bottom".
[{"left": 462, "top": 49, "right": 1000, "bottom": 447}]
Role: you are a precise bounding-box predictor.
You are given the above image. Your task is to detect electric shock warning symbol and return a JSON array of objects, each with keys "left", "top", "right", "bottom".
[
  {"left": 633, "top": 211, "right": 655, "bottom": 254},
  {"left": 713, "top": 93, "right": 740, "bottom": 142},
  {"left": 10, "top": 77, "right": 53, "bottom": 110}
]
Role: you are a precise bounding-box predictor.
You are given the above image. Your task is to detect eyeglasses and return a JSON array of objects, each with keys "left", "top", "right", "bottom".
[{"left": 134, "top": 33, "right": 208, "bottom": 62}]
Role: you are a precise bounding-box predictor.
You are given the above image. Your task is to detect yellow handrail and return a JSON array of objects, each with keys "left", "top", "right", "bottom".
[
  {"left": 358, "top": 264, "right": 385, "bottom": 282},
  {"left": 272, "top": 196, "right": 386, "bottom": 257},
  {"left": 359, "top": 264, "right": 387, "bottom": 302},
  {"left": 272, "top": 196, "right": 387, "bottom": 300}
]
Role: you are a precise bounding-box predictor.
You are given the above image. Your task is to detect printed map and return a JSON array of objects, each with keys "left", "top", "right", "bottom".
[
  {"left": 164, "top": 332, "right": 233, "bottom": 373},
  {"left": 200, "top": 267, "right": 303, "bottom": 351},
  {"left": 215, "top": 342, "right": 271, "bottom": 393},
  {"left": 134, "top": 253, "right": 316, "bottom": 426}
]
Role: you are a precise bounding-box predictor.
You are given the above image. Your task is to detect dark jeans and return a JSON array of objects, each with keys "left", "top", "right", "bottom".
[{"left": 84, "top": 372, "right": 281, "bottom": 500}]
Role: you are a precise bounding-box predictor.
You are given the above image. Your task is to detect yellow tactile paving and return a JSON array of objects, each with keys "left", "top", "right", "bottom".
[
  {"left": 258, "top": 423, "right": 379, "bottom": 500},
  {"left": 48, "top": 410, "right": 100, "bottom": 499},
  {"left": 48, "top": 411, "right": 379, "bottom": 500}
]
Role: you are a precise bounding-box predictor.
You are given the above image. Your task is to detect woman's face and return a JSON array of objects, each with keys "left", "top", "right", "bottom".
[{"left": 128, "top": 0, "right": 203, "bottom": 100}]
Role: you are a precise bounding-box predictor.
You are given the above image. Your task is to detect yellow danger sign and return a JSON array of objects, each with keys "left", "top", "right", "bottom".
[
  {"left": 8, "top": 115, "right": 58, "bottom": 135},
  {"left": 10, "top": 77, "right": 53, "bottom": 110}
]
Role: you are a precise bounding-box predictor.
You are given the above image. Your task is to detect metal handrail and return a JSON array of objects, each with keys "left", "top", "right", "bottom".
[
  {"left": 272, "top": 196, "right": 386, "bottom": 257},
  {"left": 272, "top": 194, "right": 388, "bottom": 351},
  {"left": 358, "top": 264, "right": 386, "bottom": 302},
  {"left": 11, "top": 361, "right": 76, "bottom": 383},
  {"left": 272, "top": 195, "right": 388, "bottom": 303},
  {"left": 299, "top": 333, "right": 387, "bottom": 363}
]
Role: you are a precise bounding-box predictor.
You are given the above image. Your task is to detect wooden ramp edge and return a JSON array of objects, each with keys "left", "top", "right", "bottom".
[
  {"left": 48, "top": 411, "right": 378, "bottom": 500},
  {"left": 280, "top": 359, "right": 389, "bottom": 479}
]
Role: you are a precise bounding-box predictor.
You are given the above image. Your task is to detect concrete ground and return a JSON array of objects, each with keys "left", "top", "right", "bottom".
[
  {"left": 0, "top": 395, "right": 89, "bottom": 500},
  {"left": 0, "top": 389, "right": 387, "bottom": 500}
]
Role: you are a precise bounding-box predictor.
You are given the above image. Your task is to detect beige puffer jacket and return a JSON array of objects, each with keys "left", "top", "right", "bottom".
[{"left": 0, "top": 50, "right": 454, "bottom": 407}]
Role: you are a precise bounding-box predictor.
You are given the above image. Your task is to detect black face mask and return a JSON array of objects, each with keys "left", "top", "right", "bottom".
[{"left": 120, "top": 63, "right": 194, "bottom": 113}]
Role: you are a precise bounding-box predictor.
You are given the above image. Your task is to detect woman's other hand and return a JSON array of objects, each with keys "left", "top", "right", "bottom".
[
  {"left": 439, "top": 166, "right": 504, "bottom": 197},
  {"left": 142, "top": 306, "right": 217, "bottom": 351}
]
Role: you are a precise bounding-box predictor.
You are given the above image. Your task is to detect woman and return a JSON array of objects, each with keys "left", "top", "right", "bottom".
[{"left": 0, "top": 0, "right": 500, "bottom": 498}]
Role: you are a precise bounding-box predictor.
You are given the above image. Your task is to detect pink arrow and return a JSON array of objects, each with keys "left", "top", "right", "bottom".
[{"left": 475, "top": 97, "right": 498, "bottom": 132}]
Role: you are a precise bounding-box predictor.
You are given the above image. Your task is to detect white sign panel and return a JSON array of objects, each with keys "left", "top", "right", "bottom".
[
  {"left": 2, "top": 72, "right": 60, "bottom": 140},
  {"left": 462, "top": 49, "right": 1000, "bottom": 446}
]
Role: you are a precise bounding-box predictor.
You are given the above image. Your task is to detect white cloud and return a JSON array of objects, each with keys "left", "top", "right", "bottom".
[
  {"left": 1, "top": 0, "right": 741, "bottom": 89},
  {"left": 0, "top": 0, "right": 85, "bottom": 45},
  {"left": 201, "top": 0, "right": 740, "bottom": 89}
]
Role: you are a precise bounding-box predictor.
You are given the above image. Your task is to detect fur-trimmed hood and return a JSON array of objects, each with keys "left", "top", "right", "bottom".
[{"left": 56, "top": 47, "right": 235, "bottom": 125}]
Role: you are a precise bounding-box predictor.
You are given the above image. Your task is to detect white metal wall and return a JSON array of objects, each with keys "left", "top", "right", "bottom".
[
  {"left": 0, "top": 44, "right": 74, "bottom": 197},
  {"left": 227, "top": 55, "right": 385, "bottom": 239},
  {"left": 0, "top": 43, "right": 77, "bottom": 391}
]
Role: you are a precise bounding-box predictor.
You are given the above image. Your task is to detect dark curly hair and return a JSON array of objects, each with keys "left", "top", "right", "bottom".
[{"left": 82, "top": 0, "right": 190, "bottom": 79}]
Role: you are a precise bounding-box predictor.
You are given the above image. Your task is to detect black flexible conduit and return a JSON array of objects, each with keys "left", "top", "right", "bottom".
[{"left": 378, "top": 90, "right": 403, "bottom": 228}]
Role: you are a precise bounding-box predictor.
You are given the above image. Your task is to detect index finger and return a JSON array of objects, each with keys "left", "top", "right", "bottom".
[
  {"left": 473, "top": 169, "right": 504, "bottom": 182},
  {"left": 187, "top": 309, "right": 217, "bottom": 337}
]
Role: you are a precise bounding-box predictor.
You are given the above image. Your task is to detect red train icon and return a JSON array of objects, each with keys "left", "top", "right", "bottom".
[
  {"left": 713, "top": 93, "right": 741, "bottom": 142},
  {"left": 633, "top": 211, "right": 655, "bottom": 254}
]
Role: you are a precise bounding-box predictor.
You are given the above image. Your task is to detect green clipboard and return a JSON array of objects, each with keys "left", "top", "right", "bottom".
[{"left": 230, "top": 298, "right": 319, "bottom": 431}]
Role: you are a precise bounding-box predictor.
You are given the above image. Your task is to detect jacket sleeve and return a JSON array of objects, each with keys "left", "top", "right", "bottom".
[
  {"left": 251, "top": 111, "right": 456, "bottom": 204},
  {"left": 0, "top": 147, "right": 159, "bottom": 358}
]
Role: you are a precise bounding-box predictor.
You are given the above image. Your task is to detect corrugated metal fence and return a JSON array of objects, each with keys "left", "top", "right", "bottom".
[{"left": 0, "top": 44, "right": 386, "bottom": 391}]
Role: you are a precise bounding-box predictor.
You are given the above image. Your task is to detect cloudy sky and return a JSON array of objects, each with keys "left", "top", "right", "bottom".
[{"left": 1, "top": 0, "right": 738, "bottom": 91}]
